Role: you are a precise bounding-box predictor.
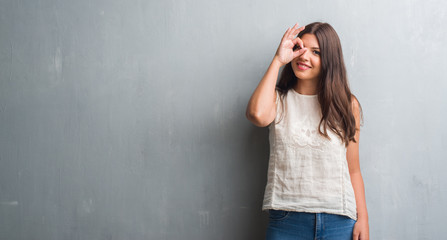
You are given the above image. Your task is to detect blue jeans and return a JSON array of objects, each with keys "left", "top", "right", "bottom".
[{"left": 266, "top": 210, "right": 356, "bottom": 240}]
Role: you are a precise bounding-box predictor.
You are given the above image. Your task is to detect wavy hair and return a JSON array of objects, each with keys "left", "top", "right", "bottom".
[{"left": 276, "top": 22, "right": 363, "bottom": 147}]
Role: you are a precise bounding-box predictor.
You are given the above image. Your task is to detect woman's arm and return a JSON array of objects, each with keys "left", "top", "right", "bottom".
[
  {"left": 346, "top": 96, "right": 369, "bottom": 240},
  {"left": 246, "top": 23, "right": 307, "bottom": 127},
  {"left": 245, "top": 57, "right": 281, "bottom": 127}
]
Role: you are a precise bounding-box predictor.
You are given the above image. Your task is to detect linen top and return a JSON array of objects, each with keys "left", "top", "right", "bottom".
[{"left": 262, "top": 88, "right": 357, "bottom": 221}]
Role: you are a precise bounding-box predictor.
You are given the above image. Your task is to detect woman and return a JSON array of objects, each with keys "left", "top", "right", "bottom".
[{"left": 246, "top": 22, "right": 369, "bottom": 240}]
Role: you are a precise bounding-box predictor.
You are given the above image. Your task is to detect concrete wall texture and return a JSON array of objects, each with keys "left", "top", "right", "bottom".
[{"left": 1, "top": 0, "right": 446, "bottom": 239}]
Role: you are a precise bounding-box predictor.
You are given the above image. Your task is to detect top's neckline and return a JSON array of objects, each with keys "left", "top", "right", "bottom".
[{"left": 291, "top": 88, "right": 318, "bottom": 97}]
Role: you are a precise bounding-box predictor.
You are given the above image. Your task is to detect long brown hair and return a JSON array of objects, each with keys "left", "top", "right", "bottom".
[{"left": 276, "top": 22, "right": 363, "bottom": 147}]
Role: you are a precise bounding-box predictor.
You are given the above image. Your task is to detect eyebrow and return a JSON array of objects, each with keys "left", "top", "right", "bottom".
[
  {"left": 297, "top": 45, "right": 320, "bottom": 50},
  {"left": 300, "top": 45, "right": 320, "bottom": 50}
]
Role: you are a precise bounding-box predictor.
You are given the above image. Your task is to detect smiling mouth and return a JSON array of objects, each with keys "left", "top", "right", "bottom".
[{"left": 297, "top": 63, "right": 311, "bottom": 70}]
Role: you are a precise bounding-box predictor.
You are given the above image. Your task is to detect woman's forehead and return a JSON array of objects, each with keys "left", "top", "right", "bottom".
[{"left": 301, "top": 34, "right": 320, "bottom": 48}]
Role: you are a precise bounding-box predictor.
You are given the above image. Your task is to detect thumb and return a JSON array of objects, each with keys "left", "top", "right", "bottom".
[
  {"left": 292, "top": 47, "right": 308, "bottom": 59},
  {"left": 352, "top": 231, "right": 360, "bottom": 240}
]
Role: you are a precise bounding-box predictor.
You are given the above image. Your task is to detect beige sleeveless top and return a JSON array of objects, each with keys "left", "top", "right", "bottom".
[{"left": 262, "top": 88, "right": 357, "bottom": 221}]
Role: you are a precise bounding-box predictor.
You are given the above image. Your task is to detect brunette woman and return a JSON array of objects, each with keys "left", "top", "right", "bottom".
[{"left": 246, "top": 22, "right": 369, "bottom": 240}]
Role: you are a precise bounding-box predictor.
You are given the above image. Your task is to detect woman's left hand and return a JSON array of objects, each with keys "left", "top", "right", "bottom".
[{"left": 353, "top": 217, "right": 369, "bottom": 240}]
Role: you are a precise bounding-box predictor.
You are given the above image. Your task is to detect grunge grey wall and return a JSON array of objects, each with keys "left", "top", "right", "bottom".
[{"left": 1, "top": 0, "right": 446, "bottom": 239}]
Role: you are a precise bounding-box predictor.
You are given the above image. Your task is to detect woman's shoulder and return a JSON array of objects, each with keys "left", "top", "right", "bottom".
[
  {"left": 350, "top": 95, "right": 360, "bottom": 110},
  {"left": 350, "top": 94, "right": 363, "bottom": 126}
]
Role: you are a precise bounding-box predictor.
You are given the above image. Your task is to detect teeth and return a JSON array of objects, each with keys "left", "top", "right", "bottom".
[{"left": 299, "top": 64, "right": 309, "bottom": 68}]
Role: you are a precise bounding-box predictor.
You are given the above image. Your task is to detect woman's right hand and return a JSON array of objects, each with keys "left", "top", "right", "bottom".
[{"left": 274, "top": 23, "right": 308, "bottom": 66}]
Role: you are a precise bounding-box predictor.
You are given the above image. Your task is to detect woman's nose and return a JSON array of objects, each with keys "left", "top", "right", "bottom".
[{"left": 298, "top": 50, "right": 309, "bottom": 61}]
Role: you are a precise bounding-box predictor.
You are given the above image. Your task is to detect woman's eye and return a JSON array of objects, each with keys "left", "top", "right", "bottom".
[{"left": 313, "top": 50, "right": 320, "bottom": 55}]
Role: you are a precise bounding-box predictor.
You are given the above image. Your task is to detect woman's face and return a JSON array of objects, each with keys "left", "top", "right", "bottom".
[{"left": 291, "top": 33, "right": 321, "bottom": 82}]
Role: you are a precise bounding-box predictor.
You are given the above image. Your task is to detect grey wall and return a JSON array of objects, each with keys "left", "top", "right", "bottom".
[{"left": 1, "top": 0, "right": 446, "bottom": 239}]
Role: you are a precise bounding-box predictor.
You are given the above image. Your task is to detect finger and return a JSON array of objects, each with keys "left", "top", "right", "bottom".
[
  {"left": 291, "top": 25, "right": 305, "bottom": 37},
  {"left": 288, "top": 23, "right": 299, "bottom": 37},
  {"left": 292, "top": 48, "right": 307, "bottom": 59},
  {"left": 295, "top": 25, "right": 305, "bottom": 35},
  {"left": 292, "top": 37, "right": 304, "bottom": 49},
  {"left": 282, "top": 27, "right": 291, "bottom": 40}
]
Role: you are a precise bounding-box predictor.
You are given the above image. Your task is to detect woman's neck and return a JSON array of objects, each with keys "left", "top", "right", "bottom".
[{"left": 294, "top": 80, "right": 318, "bottom": 95}]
